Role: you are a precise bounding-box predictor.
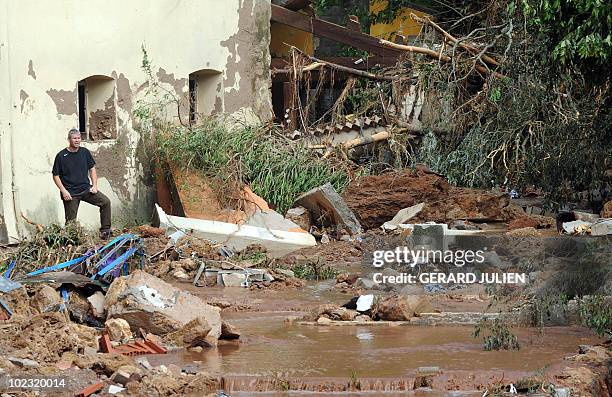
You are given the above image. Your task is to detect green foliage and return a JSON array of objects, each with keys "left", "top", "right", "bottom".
[
  {"left": 473, "top": 317, "right": 520, "bottom": 351},
  {"left": 521, "top": 0, "right": 612, "bottom": 65},
  {"left": 579, "top": 296, "right": 612, "bottom": 338},
  {"left": 291, "top": 260, "right": 339, "bottom": 280},
  {"left": 153, "top": 118, "right": 350, "bottom": 214}
]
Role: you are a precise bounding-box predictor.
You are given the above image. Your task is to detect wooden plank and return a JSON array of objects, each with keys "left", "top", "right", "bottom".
[
  {"left": 283, "top": 0, "right": 311, "bottom": 11},
  {"left": 271, "top": 4, "right": 403, "bottom": 58}
]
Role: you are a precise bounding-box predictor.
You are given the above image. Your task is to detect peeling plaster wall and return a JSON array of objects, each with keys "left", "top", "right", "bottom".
[{"left": 0, "top": 0, "right": 272, "bottom": 242}]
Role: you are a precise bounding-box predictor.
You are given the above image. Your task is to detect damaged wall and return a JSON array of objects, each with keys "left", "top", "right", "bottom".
[{"left": 0, "top": 0, "right": 272, "bottom": 242}]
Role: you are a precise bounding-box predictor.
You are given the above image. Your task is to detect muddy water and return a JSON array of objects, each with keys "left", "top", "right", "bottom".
[
  {"left": 159, "top": 282, "right": 602, "bottom": 394},
  {"left": 151, "top": 316, "right": 598, "bottom": 378}
]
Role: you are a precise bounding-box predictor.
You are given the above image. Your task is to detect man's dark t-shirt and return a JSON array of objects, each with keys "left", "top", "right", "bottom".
[{"left": 52, "top": 147, "right": 95, "bottom": 196}]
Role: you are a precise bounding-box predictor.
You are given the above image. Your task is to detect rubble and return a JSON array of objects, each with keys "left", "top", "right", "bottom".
[{"left": 104, "top": 270, "right": 223, "bottom": 342}]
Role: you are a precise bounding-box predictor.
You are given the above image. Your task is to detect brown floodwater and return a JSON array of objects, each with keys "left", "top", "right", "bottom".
[{"left": 156, "top": 282, "right": 602, "bottom": 395}]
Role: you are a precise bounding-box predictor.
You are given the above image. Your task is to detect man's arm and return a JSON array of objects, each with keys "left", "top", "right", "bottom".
[
  {"left": 53, "top": 175, "right": 72, "bottom": 201},
  {"left": 89, "top": 166, "right": 98, "bottom": 194}
]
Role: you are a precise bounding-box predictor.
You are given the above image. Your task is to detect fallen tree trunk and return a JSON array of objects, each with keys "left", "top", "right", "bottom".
[
  {"left": 379, "top": 40, "right": 505, "bottom": 78},
  {"left": 411, "top": 14, "right": 500, "bottom": 67}
]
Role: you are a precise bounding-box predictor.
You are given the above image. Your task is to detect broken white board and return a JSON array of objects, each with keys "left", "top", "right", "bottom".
[{"left": 156, "top": 204, "right": 316, "bottom": 258}]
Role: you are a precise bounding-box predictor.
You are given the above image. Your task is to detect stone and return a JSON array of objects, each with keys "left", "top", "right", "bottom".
[
  {"left": 374, "top": 295, "right": 434, "bottom": 321},
  {"left": 320, "top": 234, "right": 330, "bottom": 244},
  {"left": 590, "top": 219, "right": 612, "bottom": 236},
  {"left": 87, "top": 291, "right": 106, "bottom": 318},
  {"left": 163, "top": 316, "right": 213, "bottom": 347},
  {"left": 104, "top": 270, "right": 222, "bottom": 343},
  {"left": 83, "top": 347, "right": 98, "bottom": 357},
  {"left": 220, "top": 321, "right": 241, "bottom": 340},
  {"left": 172, "top": 270, "right": 190, "bottom": 280},
  {"left": 111, "top": 365, "right": 142, "bottom": 386},
  {"left": 330, "top": 307, "right": 358, "bottom": 321},
  {"left": 295, "top": 183, "right": 362, "bottom": 235},
  {"left": 188, "top": 346, "right": 203, "bottom": 353},
  {"left": 32, "top": 285, "right": 62, "bottom": 313},
  {"left": 285, "top": 206, "right": 312, "bottom": 231},
  {"left": 105, "top": 318, "right": 133, "bottom": 342},
  {"left": 601, "top": 200, "right": 612, "bottom": 218},
  {"left": 317, "top": 316, "right": 332, "bottom": 325},
  {"left": 354, "top": 314, "right": 372, "bottom": 322},
  {"left": 67, "top": 291, "right": 92, "bottom": 323},
  {"left": 8, "top": 357, "right": 39, "bottom": 368}
]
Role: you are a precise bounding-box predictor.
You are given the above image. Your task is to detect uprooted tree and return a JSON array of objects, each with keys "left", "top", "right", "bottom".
[{"left": 308, "top": 0, "right": 611, "bottom": 207}]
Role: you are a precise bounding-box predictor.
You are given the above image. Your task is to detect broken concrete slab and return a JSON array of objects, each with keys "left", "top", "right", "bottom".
[
  {"left": 104, "top": 270, "right": 222, "bottom": 343},
  {"left": 221, "top": 272, "right": 247, "bottom": 288},
  {"left": 295, "top": 183, "right": 362, "bottom": 235},
  {"left": 382, "top": 203, "right": 425, "bottom": 231},
  {"left": 155, "top": 204, "right": 315, "bottom": 258},
  {"left": 246, "top": 208, "right": 305, "bottom": 233}
]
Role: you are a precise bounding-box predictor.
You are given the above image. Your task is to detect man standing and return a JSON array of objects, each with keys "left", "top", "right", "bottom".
[{"left": 52, "top": 128, "right": 112, "bottom": 239}]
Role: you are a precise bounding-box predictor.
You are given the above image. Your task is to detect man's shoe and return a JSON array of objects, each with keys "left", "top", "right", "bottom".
[{"left": 100, "top": 230, "right": 112, "bottom": 241}]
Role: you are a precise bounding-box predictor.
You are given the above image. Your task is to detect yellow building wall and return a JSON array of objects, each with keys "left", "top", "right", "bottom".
[
  {"left": 270, "top": 23, "right": 314, "bottom": 57},
  {"left": 370, "top": 1, "right": 429, "bottom": 40}
]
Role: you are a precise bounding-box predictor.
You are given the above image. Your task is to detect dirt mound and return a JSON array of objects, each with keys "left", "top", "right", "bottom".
[
  {"left": 0, "top": 312, "right": 98, "bottom": 363},
  {"left": 342, "top": 170, "right": 510, "bottom": 229}
]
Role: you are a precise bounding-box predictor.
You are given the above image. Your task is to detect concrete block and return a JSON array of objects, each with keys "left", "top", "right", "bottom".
[{"left": 295, "top": 183, "right": 362, "bottom": 235}]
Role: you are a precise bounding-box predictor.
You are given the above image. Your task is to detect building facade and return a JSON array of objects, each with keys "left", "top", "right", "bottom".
[{"left": 0, "top": 0, "right": 273, "bottom": 242}]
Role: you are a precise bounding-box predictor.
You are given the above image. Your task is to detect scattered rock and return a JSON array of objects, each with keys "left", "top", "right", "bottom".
[
  {"left": 374, "top": 295, "right": 434, "bottom": 321},
  {"left": 600, "top": 200, "right": 612, "bottom": 218},
  {"left": 87, "top": 291, "right": 106, "bottom": 318},
  {"left": 111, "top": 365, "right": 142, "bottom": 386},
  {"left": 220, "top": 321, "right": 241, "bottom": 340},
  {"left": 172, "top": 269, "right": 190, "bottom": 280},
  {"left": 105, "top": 318, "right": 133, "bottom": 343},
  {"left": 163, "top": 316, "right": 213, "bottom": 348},
  {"left": 317, "top": 317, "right": 332, "bottom": 325},
  {"left": 32, "top": 285, "right": 62, "bottom": 313}
]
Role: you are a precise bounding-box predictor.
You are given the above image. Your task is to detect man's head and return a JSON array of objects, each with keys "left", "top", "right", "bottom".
[{"left": 67, "top": 128, "right": 81, "bottom": 149}]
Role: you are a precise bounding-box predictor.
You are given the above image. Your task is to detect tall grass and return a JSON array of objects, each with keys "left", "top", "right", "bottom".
[{"left": 155, "top": 117, "right": 351, "bottom": 214}]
